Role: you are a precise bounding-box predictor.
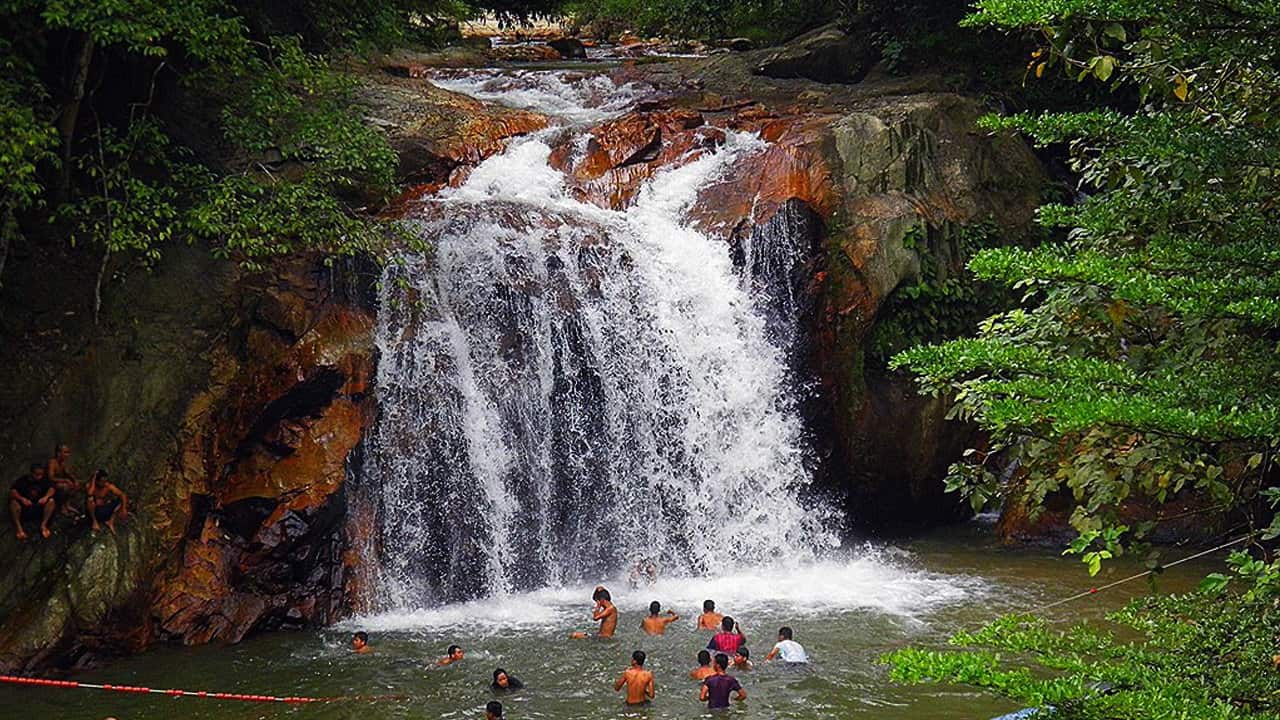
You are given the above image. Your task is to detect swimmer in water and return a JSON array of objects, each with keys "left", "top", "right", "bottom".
[
  {"left": 485, "top": 700, "right": 503, "bottom": 719},
  {"left": 351, "top": 631, "right": 372, "bottom": 654},
  {"left": 689, "top": 649, "right": 715, "bottom": 680},
  {"left": 628, "top": 558, "right": 658, "bottom": 587},
  {"left": 437, "top": 644, "right": 464, "bottom": 666},
  {"left": 571, "top": 586, "right": 617, "bottom": 639},
  {"left": 765, "top": 625, "right": 809, "bottom": 663},
  {"left": 613, "top": 650, "right": 655, "bottom": 705},
  {"left": 640, "top": 601, "right": 680, "bottom": 635},
  {"left": 700, "top": 653, "right": 746, "bottom": 709},
  {"left": 696, "top": 599, "right": 723, "bottom": 631},
  {"left": 732, "top": 646, "right": 753, "bottom": 670},
  {"left": 706, "top": 616, "right": 746, "bottom": 654},
  {"left": 491, "top": 667, "right": 524, "bottom": 690}
]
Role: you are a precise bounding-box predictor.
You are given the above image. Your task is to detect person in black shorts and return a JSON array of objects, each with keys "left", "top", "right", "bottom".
[
  {"left": 9, "top": 464, "right": 55, "bottom": 540},
  {"left": 85, "top": 469, "right": 128, "bottom": 533}
]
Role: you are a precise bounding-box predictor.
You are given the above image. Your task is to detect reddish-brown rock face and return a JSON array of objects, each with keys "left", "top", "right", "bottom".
[
  {"left": 148, "top": 260, "right": 375, "bottom": 646},
  {"left": 358, "top": 75, "right": 548, "bottom": 186}
]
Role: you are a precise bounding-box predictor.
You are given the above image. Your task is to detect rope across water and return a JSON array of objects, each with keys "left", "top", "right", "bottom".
[
  {"left": 0, "top": 674, "right": 405, "bottom": 704},
  {"left": 1029, "top": 532, "right": 1254, "bottom": 613}
]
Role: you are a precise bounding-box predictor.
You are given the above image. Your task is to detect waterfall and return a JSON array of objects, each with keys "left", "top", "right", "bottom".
[{"left": 365, "top": 71, "right": 838, "bottom": 607}]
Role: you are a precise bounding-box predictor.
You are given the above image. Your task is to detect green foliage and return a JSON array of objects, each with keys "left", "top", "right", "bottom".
[
  {"left": 892, "top": 0, "right": 1280, "bottom": 561},
  {"left": 888, "top": 582, "right": 1280, "bottom": 720},
  {"left": 0, "top": 81, "right": 57, "bottom": 243},
  {"left": 0, "top": 0, "right": 451, "bottom": 299},
  {"left": 59, "top": 119, "right": 184, "bottom": 264},
  {"left": 870, "top": 221, "right": 1016, "bottom": 366},
  {"left": 189, "top": 174, "right": 395, "bottom": 272},
  {"left": 218, "top": 36, "right": 398, "bottom": 195},
  {"left": 888, "top": 1, "right": 1280, "bottom": 716}
]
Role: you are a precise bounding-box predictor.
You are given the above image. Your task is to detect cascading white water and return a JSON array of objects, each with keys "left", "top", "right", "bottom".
[{"left": 365, "top": 70, "right": 838, "bottom": 607}]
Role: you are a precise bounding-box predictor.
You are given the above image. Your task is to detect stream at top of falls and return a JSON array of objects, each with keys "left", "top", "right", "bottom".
[{"left": 0, "top": 68, "right": 1220, "bottom": 720}]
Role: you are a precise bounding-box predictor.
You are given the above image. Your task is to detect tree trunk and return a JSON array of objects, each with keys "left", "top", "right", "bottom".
[
  {"left": 93, "top": 247, "right": 109, "bottom": 326},
  {"left": 55, "top": 33, "right": 95, "bottom": 202},
  {"left": 0, "top": 211, "right": 11, "bottom": 288}
]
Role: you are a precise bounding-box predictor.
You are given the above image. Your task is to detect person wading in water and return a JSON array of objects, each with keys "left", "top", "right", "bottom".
[
  {"left": 571, "top": 586, "right": 618, "bottom": 639},
  {"left": 614, "top": 650, "right": 655, "bottom": 705}
]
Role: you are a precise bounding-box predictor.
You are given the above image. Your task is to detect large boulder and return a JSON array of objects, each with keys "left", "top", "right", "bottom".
[
  {"left": 548, "top": 37, "right": 588, "bottom": 59},
  {"left": 358, "top": 72, "right": 547, "bottom": 185},
  {"left": 753, "top": 24, "right": 874, "bottom": 84}
]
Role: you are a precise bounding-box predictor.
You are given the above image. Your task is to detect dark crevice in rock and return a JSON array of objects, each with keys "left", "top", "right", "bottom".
[
  {"left": 237, "top": 367, "right": 346, "bottom": 460},
  {"left": 220, "top": 497, "right": 279, "bottom": 542}
]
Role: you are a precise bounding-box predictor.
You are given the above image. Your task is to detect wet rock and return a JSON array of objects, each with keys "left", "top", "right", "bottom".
[
  {"left": 488, "top": 43, "right": 562, "bottom": 62},
  {"left": 357, "top": 77, "right": 547, "bottom": 184},
  {"left": 718, "top": 37, "right": 755, "bottom": 52},
  {"left": 753, "top": 24, "right": 873, "bottom": 84},
  {"left": 548, "top": 37, "right": 587, "bottom": 59}
]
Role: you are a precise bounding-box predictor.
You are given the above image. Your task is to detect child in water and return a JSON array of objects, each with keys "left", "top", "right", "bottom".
[
  {"left": 614, "top": 650, "right": 655, "bottom": 705},
  {"left": 351, "top": 631, "right": 372, "bottom": 654},
  {"left": 485, "top": 700, "right": 503, "bottom": 719},
  {"left": 700, "top": 653, "right": 746, "bottom": 709},
  {"left": 689, "top": 649, "right": 715, "bottom": 680},
  {"left": 640, "top": 601, "right": 680, "bottom": 635},
  {"left": 491, "top": 668, "right": 524, "bottom": 690},
  {"left": 571, "top": 586, "right": 617, "bottom": 639},
  {"left": 437, "top": 645, "right": 465, "bottom": 665},
  {"left": 706, "top": 616, "right": 746, "bottom": 654},
  {"left": 732, "top": 646, "right": 752, "bottom": 670},
  {"left": 765, "top": 625, "right": 809, "bottom": 663},
  {"left": 696, "top": 599, "right": 723, "bottom": 630}
]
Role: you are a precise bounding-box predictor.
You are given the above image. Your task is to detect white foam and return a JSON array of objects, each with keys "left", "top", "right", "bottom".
[
  {"left": 347, "top": 553, "right": 985, "bottom": 635},
  {"left": 431, "top": 69, "right": 650, "bottom": 124}
]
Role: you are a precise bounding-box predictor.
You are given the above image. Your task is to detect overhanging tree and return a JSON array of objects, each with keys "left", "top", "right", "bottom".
[{"left": 886, "top": 1, "right": 1280, "bottom": 717}]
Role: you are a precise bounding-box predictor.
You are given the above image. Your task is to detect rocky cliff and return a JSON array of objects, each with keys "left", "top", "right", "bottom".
[
  {"left": 0, "top": 29, "right": 1043, "bottom": 672},
  {"left": 0, "top": 74, "right": 544, "bottom": 672}
]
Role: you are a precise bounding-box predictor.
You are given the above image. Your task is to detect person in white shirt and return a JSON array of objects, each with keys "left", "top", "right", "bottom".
[{"left": 765, "top": 625, "right": 808, "bottom": 663}]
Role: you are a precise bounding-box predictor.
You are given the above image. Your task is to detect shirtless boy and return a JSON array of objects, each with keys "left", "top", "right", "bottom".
[
  {"left": 47, "top": 444, "right": 81, "bottom": 516},
  {"left": 86, "top": 469, "right": 128, "bottom": 534},
  {"left": 571, "top": 586, "right": 617, "bottom": 639},
  {"left": 351, "top": 631, "right": 373, "bottom": 654},
  {"left": 640, "top": 601, "right": 680, "bottom": 635},
  {"left": 689, "top": 650, "right": 715, "bottom": 680},
  {"left": 732, "top": 646, "right": 752, "bottom": 670},
  {"left": 613, "top": 650, "right": 655, "bottom": 705},
  {"left": 437, "top": 644, "right": 464, "bottom": 665},
  {"left": 696, "top": 599, "right": 724, "bottom": 630}
]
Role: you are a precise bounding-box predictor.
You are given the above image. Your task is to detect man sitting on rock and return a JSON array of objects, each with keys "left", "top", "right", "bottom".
[
  {"left": 86, "top": 469, "right": 128, "bottom": 534},
  {"left": 10, "top": 463, "right": 55, "bottom": 540},
  {"left": 47, "top": 444, "right": 82, "bottom": 517}
]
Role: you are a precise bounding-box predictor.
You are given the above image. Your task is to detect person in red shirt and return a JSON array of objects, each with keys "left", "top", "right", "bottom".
[{"left": 706, "top": 616, "right": 746, "bottom": 654}]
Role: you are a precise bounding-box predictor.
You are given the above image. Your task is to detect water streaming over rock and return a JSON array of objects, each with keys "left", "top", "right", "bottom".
[{"left": 365, "top": 70, "right": 838, "bottom": 607}]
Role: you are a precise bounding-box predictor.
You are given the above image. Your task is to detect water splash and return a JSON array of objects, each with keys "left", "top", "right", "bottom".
[
  {"left": 347, "top": 549, "right": 986, "bottom": 635},
  {"left": 430, "top": 69, "right": 652, "bottom": 125},
  {"left": 365, "top": 71, "right": 838, "bottom": 608}
]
